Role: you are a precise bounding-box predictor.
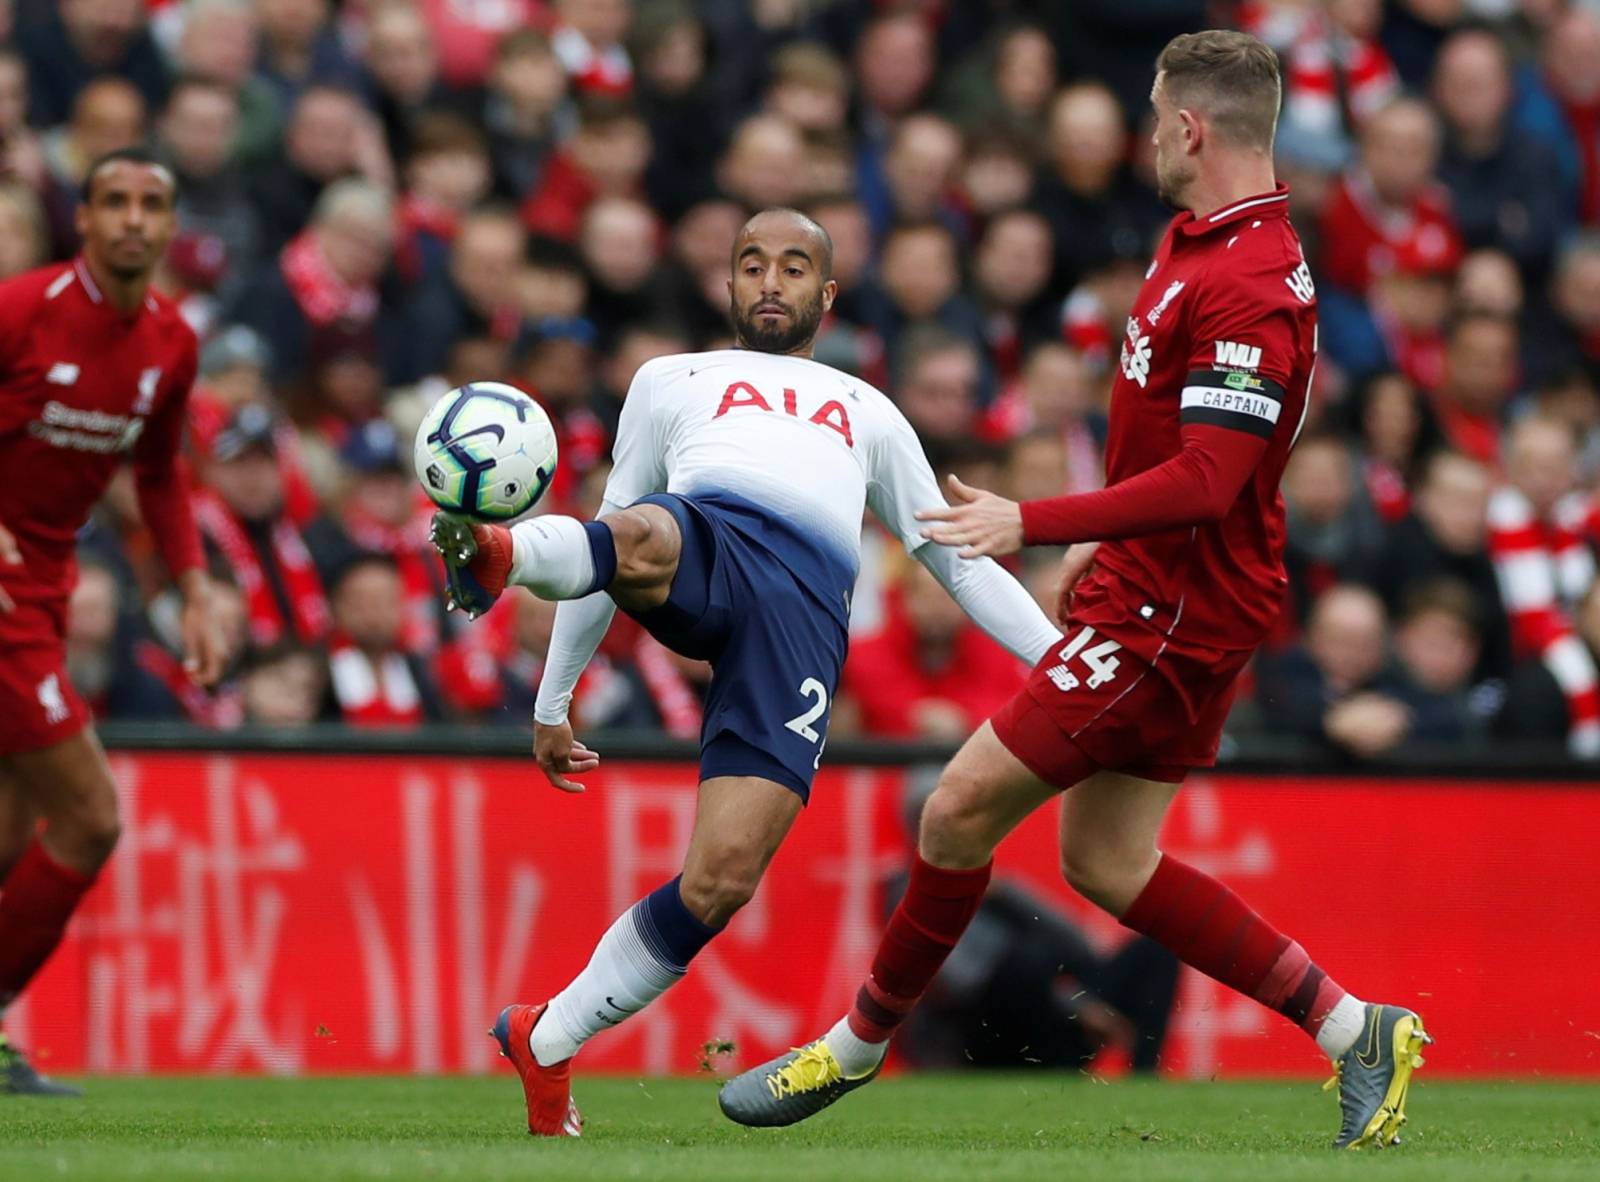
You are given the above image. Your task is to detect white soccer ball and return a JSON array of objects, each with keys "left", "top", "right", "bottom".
[{"left": 413, "top": 381, "right": 559, "bottom": 521}]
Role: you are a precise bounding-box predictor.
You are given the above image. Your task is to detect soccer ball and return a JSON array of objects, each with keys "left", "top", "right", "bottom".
[{"left": 413, "top": 381, "right": 559, "bottom": 521}]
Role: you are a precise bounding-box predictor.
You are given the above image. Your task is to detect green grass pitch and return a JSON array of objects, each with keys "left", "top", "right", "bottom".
[{"left": 2, "top": 1075, "right": 1597, "bottom": 1181}]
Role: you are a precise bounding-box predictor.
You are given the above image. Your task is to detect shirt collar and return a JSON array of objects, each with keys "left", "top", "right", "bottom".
[{"left": 1175, "top": 184, "right": 1291, "bottom": 237}]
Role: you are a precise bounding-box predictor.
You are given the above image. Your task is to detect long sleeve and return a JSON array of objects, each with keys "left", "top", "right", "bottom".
[
  {"left": 915, "top": 543, "right": 1059, "bottom": 665},
  {"left": 867, "top": 396, "right": 1060, "bottom": 664},
  {"left": 1021, "top": 423, "right": 1268, "bottom": 546},
  {"left": 132, "top": 336, "right": 204, "bottom": 581},
  {"left": 532, "top": 361, "right": 664, "bottom": 726}
]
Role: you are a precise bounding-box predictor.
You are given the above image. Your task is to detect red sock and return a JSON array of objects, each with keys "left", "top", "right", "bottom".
[
  {"left": 847, "top": 855, "right": 992, "bottom": 1043},
  {"left": 1121, "top": 854, "right": 1348, "bottom": 1037},
  {"left": 0, "top": 841, "right": 97, "bottom": 1009}
]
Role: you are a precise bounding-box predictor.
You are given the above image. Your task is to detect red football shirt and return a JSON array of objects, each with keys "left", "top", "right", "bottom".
[
  {"left": 0, "top": 260, "right": 202, "bottom": 603},
  {"left": 1020, "top": 186, "right": 1319, "bottom": 659}
]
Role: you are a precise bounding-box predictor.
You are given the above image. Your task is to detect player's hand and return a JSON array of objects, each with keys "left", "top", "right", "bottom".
[
  {"left": 0, "top": 517, "right": 21, "bottom": 613},
  {"left": 178, "top": 571, "right": 229, "bottom": 685},
  {"left": 534, "top": 720, "right": 600, "bottom": 793},
  {"left": 1053, "top": 542, "right": 1099, "bottom": 625},
  {"left": 915, "top": 475, "right": 1024, "bottom": 558}
]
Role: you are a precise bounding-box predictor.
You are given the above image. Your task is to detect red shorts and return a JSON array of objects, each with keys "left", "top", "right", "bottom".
[
  {"left": 0, "top": 596, "right": 92, "bottom": 756},
  {"left": 991, "top": 572, "right": 1252, "bottom": 788}
]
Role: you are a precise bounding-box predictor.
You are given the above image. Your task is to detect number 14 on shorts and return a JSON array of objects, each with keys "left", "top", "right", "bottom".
[{"left": 1044, "top": 626, "right": 1122, "bottom": 693}]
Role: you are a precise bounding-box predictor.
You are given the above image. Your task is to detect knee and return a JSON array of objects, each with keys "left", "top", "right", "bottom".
[
  {"left": 48, "top": 792, "right": 121, "bottom": 872},
  {"left": 608, "top": 507, "right": 679, "bottom": 587},
  {"left": 917, "top": 772, "right": 1000, "bottom": 869},
  {"left": 1060, "top": 842, "right": 1152, "bottom": 916},
  {"left": 679, "top": 844, "right": 764, "bottom": 927}
]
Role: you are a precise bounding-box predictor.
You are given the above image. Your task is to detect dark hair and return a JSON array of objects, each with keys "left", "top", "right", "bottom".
[
  {"left": 1155, "top": 30, "right": 1282, "bottom": 151},
  {"left": 408, "top": 109, "right": 490, "bottom": 161},
  {"left": 496, "top": 26, "right": 554, "bottom": 62},
  {"left": 82, "top": 146, "right": 178, "bottom": 203},
  {"left": 1399, "top": 578, "right": 1482, "bottom": 635}
]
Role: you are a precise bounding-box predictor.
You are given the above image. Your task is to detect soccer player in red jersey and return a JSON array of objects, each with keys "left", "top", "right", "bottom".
[
  {"left": 0, "top": 148, "right": 226, "bottom": 1095},
  {"left": 721, "top": 32, "right": 1430, "bottom": 1149}
]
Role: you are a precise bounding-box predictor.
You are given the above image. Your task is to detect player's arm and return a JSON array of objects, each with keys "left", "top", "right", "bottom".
[
  {"left": 868, "top": 405, "right": 1061, "bottom": 664},
  {"left": 924, "top": 273, "right": 1304, "bottom": 555},
  {"left": 130, "top": 335, "right": 226, "bottom": 684},
  {"left": 531, "top": 362, "right": 666, "bottom": 788},
  {"left": 0, "top": 276, "right": 43, "bottom": 612}
]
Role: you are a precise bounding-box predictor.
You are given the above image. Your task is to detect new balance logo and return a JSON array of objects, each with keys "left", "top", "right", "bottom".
[
  {"left": 37, "top": 674, "right": 69, "bottom": 725},
  {"left": 1285, "top": 261, "right": 1316, "bottom": 305},
  {"left": 1214, "top": 340, "right": 1262, "bottom": 369},
  {"left": 1045, "top": 664, "right": 1080, "bottom": 692},
  {"left": 46, "top": 363, "right": 80, "bottom": 386}
]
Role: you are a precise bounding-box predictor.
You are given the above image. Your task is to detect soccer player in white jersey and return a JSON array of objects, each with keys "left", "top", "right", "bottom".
[{"left": 431, "top": 208, "right": 1061, "bottom": 1137}]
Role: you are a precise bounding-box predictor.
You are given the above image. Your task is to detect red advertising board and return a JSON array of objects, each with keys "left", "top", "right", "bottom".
[{"left": 12, "top": 753, "right": 1600, "bottom": 1078}]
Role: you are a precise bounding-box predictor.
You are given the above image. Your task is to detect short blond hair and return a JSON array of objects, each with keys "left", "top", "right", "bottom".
[{"left": 1156, "top": 30, "right": 1281, "bottom": 151}]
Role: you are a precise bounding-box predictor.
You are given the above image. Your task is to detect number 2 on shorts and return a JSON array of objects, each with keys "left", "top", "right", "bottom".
[{"left": 784, "top": 678, "right": 830, "bottom": 769}]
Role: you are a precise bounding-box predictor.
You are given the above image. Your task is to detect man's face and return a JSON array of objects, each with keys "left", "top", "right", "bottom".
[
  {"left": 1444, "top": 321, "right": 1516, "bottom": 415},
  {"left": 76, "top": 160, "right": 177, "bottom": 281},
  {"left": 321, "top": 211, "right": 393, "bottom": 287},
  {"left": 727, "top": 215, "right": 834, "bottom": 355},
  {"left": 1396, "top": 608, "right": 1478, "bottom": 694},
  {"left": 452, "top": 218, "right": 523, "bottom": 312},
  {"left": 1434, "top": 35, "right": 1509, "bottom": 140},
  {"left": 208, "top": 449, "right": 283, "bottom": 523},
  {"left": 289, "top": 91, "right": 358, "bottom": 180},
  {"left": 368, "top": 8, "right": 436, "bottom": 102},
  {"left": 899, "top": 347, "right": 978, "bottom": 442},
  {"left": 245, "top": 653, "right": 323, "bottom": 725},
  {"left": 882, "top": 229, "right": 957, "bottom": 319},
  {"left": 1149, "top": 75, "right": 1195, "bottom": 209},
  {"left": 1362, "top": 103, "right": 1440, "bottom": 205},
  {"left": 334, "top": 563, "right": 404, "bottom": 653},
  {"left": 74, "top": 80, "right": 145, "bottom": 162},
  {"left": 162, "top": 86, "right": 238, "bottom": 179},
  {"left": 1308, "top": 590, "right": 1387, "bottom": 693},
  {"left": 348, "top": 470, "right": 412, "bottom": 529},
  {"left": 63, "top": 0, "right": 142, "bottom": 65},
  {"left": 976, "top": 214, "right": 1052, "bottom": 309},
  {"left": 1417, "top": 456, "right": 1490, "bottom": 554},
  {"left": 1557, "top": 251, "right": 1600, "bottom": 331}
]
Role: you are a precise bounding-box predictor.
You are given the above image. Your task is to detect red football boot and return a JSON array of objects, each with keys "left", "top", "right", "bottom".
[
  {"left": 490, "top": 1003, "right": 582, "bottom": 1137},
  {"left": 430, "top": 514, "right": 514, "bottom": 619}
]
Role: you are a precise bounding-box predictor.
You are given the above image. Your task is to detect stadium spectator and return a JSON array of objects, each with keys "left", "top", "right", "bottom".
[
  {"left": 578, "top": 196, "right": 674, "bottom": 344},
  {"left": 940, "top": 24, "right": 1057, "bottom": 140},
  {"left": 325, "top": 552, "right": 444, "bottom": 727},
  {"left": 969, "top": 209, "right": 1057, "bottom": 384},
  {"left": 173, "top": 0, "right": 280, "bottom": 168},
  {"left": 521, "top": 97, "right": 650, "bottom": 241},
  {"left": 1455, "top": 248, "right": 1524, "bottom": 320},
  {"left": 193, "top": 403, "right": 332, "bottom": 648},
  {"left": 239, "top": 641, "right": 327, "bottom": 725},
  {"left": 871, "top": 113, "right": 964, "bottom": 241},
  {"left": 1374, "top": 449, "right": 1510, "bottom": 683},
  {"left": 483, "top": 28, "right": 571, "bottom": 203},
  {"left": 890, "top": 327, "right": 983, "bottom": 448},
  {"left": 1430, "top": 311, "right": 1519, "bottom": 464},
  {"left": 233, "top": 178, "right": 407, "bottom": 389},
  {"left": 1487, "top": 416, "right": 1600, "bottom": 756},
  {"left": 417, "top": 0, "right": 543, "bottom": 89},
  {"left": 715, "top": 113, "right": 806, "bottom": 215},
  {"left": 406, "top": 204, "right": 526, "bottom": 379},
  {"left": 1390, "top": 579, "right": 1495, "bottom": 742},
  {"left": 764, "top": 42, "right": 851, "bottom": 138},
  {"left": 1281, "top": 435, "right": 1385, "bottom": 629},
  {"left": 550, "top": 0, "right": 634, "bottom": 98},
  {"left": 394, "top": 112, "right": 495, "bottom": 285},
  {"left": 979, "top": 344, "right": 1102, "bottom": 493},
  {"left": 159, "top": 75, "right": 258, "bottom": 307},
  {"left": 1353, "top": 372, "right": 1436, "bottom": 523},
  {"left": 590, "top": 320, "right": 690, "bottom": 439},
  {"left": 1528, "top": 234, "right": 1600, "bottom": 390},
  {"left": 1516, "top": 4, "right": 1600, "bottom": 226},
  {"left": 631, "top": 1, "right": 723, "bottom": 220},
  {"left": 1432, "top": 28, "right": 1568, "bottom": 280},
  {"left": 0, "top": 49, "right": 72, "bottom": 255},
  {"left": 362, "top": 0, "right": 475, "bottom": 167},
  {"left": 43, "top": 76, "right": 147, "bottom": 198},
  {"left": 0, "top": 181, "right": 48, "bottom": 280},
  {"left": 16, "top": 0, "right": 170, "bottom": 128},
  {"left": 957, "top": 127, "right": 1037, "bottom": 226},
  {"left": 1318, "top": 97, "right": 1461, "bottom": 299},
  {"left": 1035, "top": 83, "right": 1166, "bottom": 289},
  {"left": 253, "top": 0, "right": 363, "bottom": 110},
  {"left": 859, "top": 222, "right": 985, "bottom": 362},
  {"left": 840, "top": 563, "right": 1024, "bottom": 740},
  {"left": 1253, "top": 584, "right": 1417, "bottom": 759},
  {"left": 1498, "top": 580, "right": 1600, "bottom": 745},
  {"left": 1277, "top": 0, "right": 1398, "bottom": 163},
  {"left": 250, "top": 84, "right": 393, "bottom": 257}
]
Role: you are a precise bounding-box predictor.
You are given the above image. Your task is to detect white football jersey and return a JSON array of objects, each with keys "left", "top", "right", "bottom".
[{"left": 601, "top": 349, "right": 939, "bottom": 571}]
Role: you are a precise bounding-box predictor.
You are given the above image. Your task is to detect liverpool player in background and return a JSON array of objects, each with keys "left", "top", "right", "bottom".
[
  {"left": 0, "top": 148, "right": 226, "bottom": 1095},
  {"left": 721, "top": 32, "right": 1430, "bottom": 1150}
]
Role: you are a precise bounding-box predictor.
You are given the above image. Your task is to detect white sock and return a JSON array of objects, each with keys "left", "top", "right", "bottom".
[
  {"left": 1316, "top": 994, "right": 1369, "bottom": 1060},
  {"left": 824, "top": 1015, "right": 887, "bottom": 1077},
  {"left": 529, "top": 903, "right": 685, "bottom": 1066},
  {"left": 509, "top": 515, "right": 598, "bottom": 599}
]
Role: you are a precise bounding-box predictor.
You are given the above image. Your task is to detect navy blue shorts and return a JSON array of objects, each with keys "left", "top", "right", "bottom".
[{"left": 626, "top": 491, "right": 853, "bottom": 802}]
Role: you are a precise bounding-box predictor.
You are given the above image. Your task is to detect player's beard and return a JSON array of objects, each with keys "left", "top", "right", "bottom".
[
  {"left": 1154, "top": 152, "right": 1195, "bottom": 211},
  {"left": 732, "top": 290, "right": 825, "bottom": 355}
]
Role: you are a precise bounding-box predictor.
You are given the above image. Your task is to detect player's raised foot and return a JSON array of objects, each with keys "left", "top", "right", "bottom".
[
  {"left": 430, "top": 512, "right": 513, "bottom": 619},
  {"left": 0, "top": 1033, "right": 81, "bottom": 1097},
  {"left": 718, "top": 1038, "right": 883, "bottom": 1128},
  {"left": 1326, "top": 1004, "right": 1431, "bottom": 1149},
  {"left": 489, "top": 1004, "right": 581, "bottom": 1137}
]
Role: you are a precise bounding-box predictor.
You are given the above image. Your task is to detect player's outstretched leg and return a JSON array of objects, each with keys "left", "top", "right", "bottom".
[
  {"left": 719, "top": 724, "right": 1056, "bottom": 1128},
  {"left": 495, "top": 776, "right": 799, "bottom": 1136},
  {"left": 431, "top": 503, "right": 679, "bottom": 619},
  {"left": 1063, "top": 776, "right": 1429, "bottom": 1149}
]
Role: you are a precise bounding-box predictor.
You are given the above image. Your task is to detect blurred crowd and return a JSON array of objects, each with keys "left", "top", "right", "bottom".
[{"left": 7, "top": 0, "right": 1600, "bottom": 758}]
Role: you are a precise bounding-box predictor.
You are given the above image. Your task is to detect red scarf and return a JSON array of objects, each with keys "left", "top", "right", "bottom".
[
  {"left": 134, "top": 640, "right": 246, "bottom": 728},
  {"left": 280, "top": 231, "right": 378, "bottom": 328},
  {"left": 340, "top": 500, "right": 443, "bottom": 653},
  {"left": 194, "top": 490, "right": 331, "bottom": 646},
  {"left": 1557, "top": 87, "right": 1600, "bottom": 224},
  {"left": 328, "top": 632, "right": 425, "bottom": 727}
]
